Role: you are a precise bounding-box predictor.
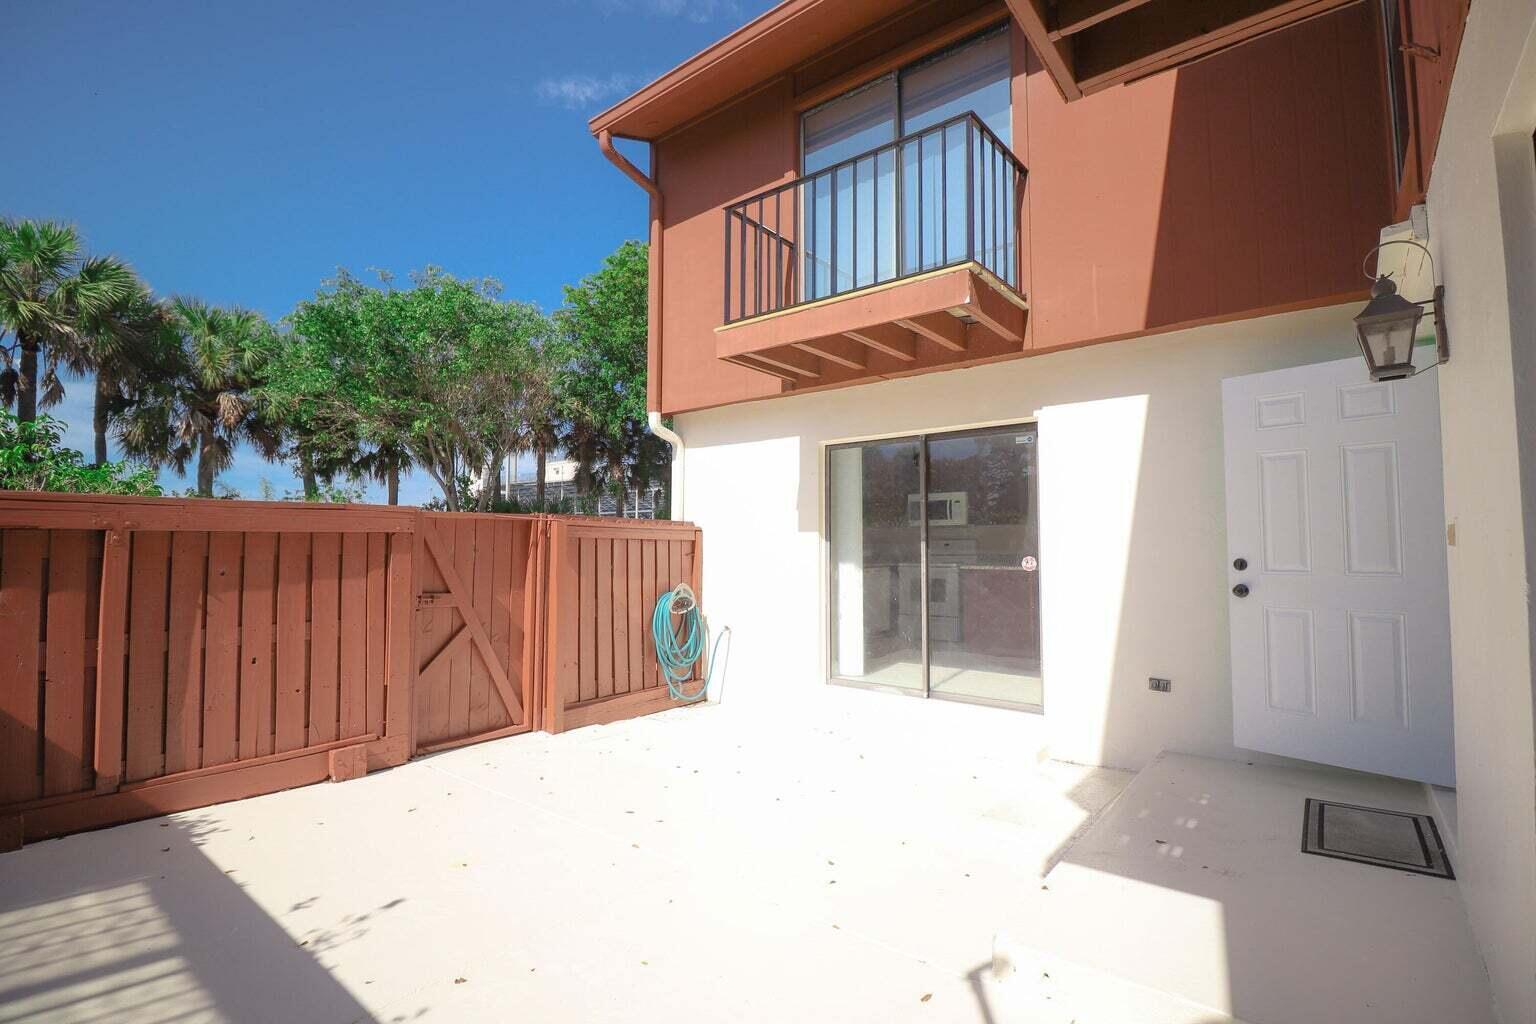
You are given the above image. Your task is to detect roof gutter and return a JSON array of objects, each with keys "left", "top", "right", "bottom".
[{"left": 596, "top": 129, "right": 684, "bottom": 518}]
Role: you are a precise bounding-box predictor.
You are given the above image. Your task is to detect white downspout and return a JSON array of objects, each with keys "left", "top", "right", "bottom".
[
  {"left": 648, "top": 411, "right": 684, "bottom": 520},
  {"left": 596, "top": 128, "right": 681, "bottom": 519}
]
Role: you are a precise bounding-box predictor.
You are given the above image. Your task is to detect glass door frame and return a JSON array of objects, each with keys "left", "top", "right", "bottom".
[{"left": 822, "top": 419, "right": 1042, "bottom": 713}]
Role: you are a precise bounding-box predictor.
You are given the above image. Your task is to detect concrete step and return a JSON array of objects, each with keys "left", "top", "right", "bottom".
[{"left": 984, "top": 751, "right": 1495, "bottom": 1024}]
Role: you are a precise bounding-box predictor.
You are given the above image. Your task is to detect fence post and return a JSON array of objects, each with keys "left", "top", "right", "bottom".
[
  {"left": 375, "top": 521, "right": 416, "bottom": 769},
  {"left": 521, "top": 517, "right": 549, "bottom": 733},
  {"left": 543, "top": 519, "right": 580, "bottom": 734},
  {"left": 93, "top": 528, "right": 129, "bottom": 794}
]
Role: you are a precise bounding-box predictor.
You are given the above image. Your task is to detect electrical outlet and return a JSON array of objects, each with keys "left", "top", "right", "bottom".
[{"left": 1149, "top": 677, "right": 1172, "bottom": 693}]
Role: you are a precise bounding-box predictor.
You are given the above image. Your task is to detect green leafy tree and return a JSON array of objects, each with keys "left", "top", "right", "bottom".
[
  {"left": 271, "top": 268, "right": 550, "bottom": 511},
  {"left": 119, "top": 299, "right": 280, "bottom": 497},
  {"left": 258, "top": 360, "right": 370, "bottom": 502},
  {"left": 552, "top": 239, "right": 668, "bottom": 514},
  {"left": 261, "top": 271, "right": 404, "bottom": 500},
  {"left": 0, "top": 411, "right": 159, "bottom": 495},
  {"left": 0, "top": 219, "right": 137, "bottom": 423},
  {"left": 554, "top": 239, "right": 647, "bottom": 430}
]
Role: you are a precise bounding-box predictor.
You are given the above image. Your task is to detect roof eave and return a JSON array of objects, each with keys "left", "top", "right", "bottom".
[{"left": 586, "top": 0, "right": 870, "bottom": 141}]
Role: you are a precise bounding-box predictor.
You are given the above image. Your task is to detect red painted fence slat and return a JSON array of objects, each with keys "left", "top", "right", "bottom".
[
  {"left": 339, "top": 532, "right": 368, "bottom": 741},
  {"left": 202, "top": 532, "right": 243, "bottom": 768},
  {"left": 275, "top": 533, "right": 310, "bottom": 754},
  {"left": 309, "top": 533, "right": 341, "bottom": 745},
  {"left": 43, "top": 531, "right": 91, "bottom": 796},
  {"left": 238, "top": 533, "right": 278, "bottom": 761},
  {"left": 165, "top": 532, "right": 208, "bottom": 775},
  {"left": 125, "top": 532, "right": 171, "bottom": 782},
  {"left": 366, "top": 533, "right": 388, "bottom": 739},
  {"left": 0, "top": 531, "right": 46, "bottom": 804}
]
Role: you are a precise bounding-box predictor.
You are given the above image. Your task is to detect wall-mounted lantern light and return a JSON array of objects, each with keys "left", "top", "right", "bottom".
[{"left": 1354, "top": 238, "right": 1448, "bottom": 382}]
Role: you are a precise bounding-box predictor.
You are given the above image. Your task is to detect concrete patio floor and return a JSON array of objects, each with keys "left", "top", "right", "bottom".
[{"left": 0, "top": 687, "right": 1129, "bottom": 1024}]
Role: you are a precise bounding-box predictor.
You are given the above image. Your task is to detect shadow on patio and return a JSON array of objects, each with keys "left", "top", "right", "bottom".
[{"left": 0, "top": 813, "right": 413, "bottom": 1024}]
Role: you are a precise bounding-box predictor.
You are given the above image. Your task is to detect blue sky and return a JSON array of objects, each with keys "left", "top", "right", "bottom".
[{"left": 5, "top": 0, "right": 776, "bottom": 502}]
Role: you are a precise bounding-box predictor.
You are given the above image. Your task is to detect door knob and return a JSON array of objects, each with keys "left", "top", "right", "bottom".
[{"left": 1232, "top": 583, "right": 1250, "bottom": 598}]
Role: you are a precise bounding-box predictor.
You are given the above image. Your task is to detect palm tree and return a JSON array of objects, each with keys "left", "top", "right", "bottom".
[
  {"left": 528, "top": 418, "right": 560, "bottom": 509},
  {"left": 0, "top": 220, "right": 136, "bottom": 423},
  {"left": 357, "top": 440, "right": 413, "bottom": 505},
  {"left": 47, "top": 284, "right": 165, "bottom": 465},
  {"left": 522, "top": 357, "right": 561, "bottom": 510},
  {"left": 558, "top": 415, "right": 610, "bottom": 508},
  {"left": 119, "top": 299, "right": 279, "bottom": 496},
  {"left": 491, "top": 350, "right": 559, "bottom": 510}
]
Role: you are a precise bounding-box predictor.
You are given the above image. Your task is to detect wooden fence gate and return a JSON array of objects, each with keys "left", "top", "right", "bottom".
[
  {"left": 0, "top": 494, "right": 704, "bottom": 848},
  {"left": 412, "top": 513, "right": 536, "bottom": 754}
]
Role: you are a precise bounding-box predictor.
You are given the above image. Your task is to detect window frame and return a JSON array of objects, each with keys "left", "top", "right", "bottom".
[
  {"left": 822, "top": 418, "right": 1045, "bottom": 715},
  {"left": 798, "top": 25, "right": 1013, "bottom": 176}
]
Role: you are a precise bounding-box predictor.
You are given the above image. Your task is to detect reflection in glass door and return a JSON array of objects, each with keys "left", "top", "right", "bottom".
[
  {"left": 925, "top": 425, "right": 1041, "bottom": 707},
  {"left": 829, "top": 439, "right": 924, "bottom": 691},
  {"left": 827, "top": 424, "right": 1042, "bottom": 709}
]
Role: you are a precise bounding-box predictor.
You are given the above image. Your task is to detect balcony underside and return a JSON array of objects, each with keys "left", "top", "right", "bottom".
[{"left": 715, "top": 262, "right": 1029, "bottom": 392}]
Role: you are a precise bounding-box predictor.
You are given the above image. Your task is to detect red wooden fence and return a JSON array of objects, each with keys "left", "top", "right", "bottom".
[
  {"left": 541, "top": 516, "right": 703, "bottom": 733},
  {"left": 0, "top": 493, "right": 703, "bottom": 848}
]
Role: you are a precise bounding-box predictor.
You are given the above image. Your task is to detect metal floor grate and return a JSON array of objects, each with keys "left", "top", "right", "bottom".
[{"left": 1302, "top": 798, "right": 1454, "bottom": 879}]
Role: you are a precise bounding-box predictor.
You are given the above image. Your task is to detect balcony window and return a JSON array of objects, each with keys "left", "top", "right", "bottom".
[
  {"left": 803, "top": 76, "right": 898, "bottom": 174},
  {"left": 897, "top": 29, "right": 1011, "bottom": 145},
  {"left": 723, "top": 29, "right": 1020, "bottom": 324}
]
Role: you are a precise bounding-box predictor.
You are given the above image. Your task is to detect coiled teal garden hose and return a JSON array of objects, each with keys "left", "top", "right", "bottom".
[{"left": 651, "top": 583, "right": 727, "bottom": 702}]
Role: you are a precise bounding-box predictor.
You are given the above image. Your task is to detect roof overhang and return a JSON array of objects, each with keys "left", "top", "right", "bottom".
[
  {"left": 587, "top": 0, "right": 921, "bottom": 141},
  {"left": 1006, "top": 0, "right": 1367, "bottom": 101},
  {"left": 590, "top": 0, "right": 1371, "bottom": 139}
]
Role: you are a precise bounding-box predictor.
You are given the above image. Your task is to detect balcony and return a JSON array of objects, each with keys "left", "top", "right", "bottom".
[{"left": 717, "top": 112, "right": 1029, "bottom": 390}]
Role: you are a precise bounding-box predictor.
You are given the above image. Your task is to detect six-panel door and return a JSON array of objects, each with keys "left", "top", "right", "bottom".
[{"left": 1222, "top": 357, "right": 1454, "bottom": 786}]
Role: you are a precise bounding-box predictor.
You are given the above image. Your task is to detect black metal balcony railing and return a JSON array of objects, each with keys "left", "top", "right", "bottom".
[{"left": 723, "top": 111, "right": 1027, "bottom": 326}]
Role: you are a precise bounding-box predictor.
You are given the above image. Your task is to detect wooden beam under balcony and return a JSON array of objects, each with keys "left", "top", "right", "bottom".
[
  {"left": 897, "top": 313, "right": 967, "bottom": 352},
  {"left": 715, "top": 261, "right": 1028, "bottom": 394},
  {"left": 745, "top": 348, "right": 822, "bottom": 378},
  {"left": 792, "top": 336, "right": 867, "bottom": 370},
  {"left": 964, "top": 279, "right": 1026, "bottom": 345},
  {"left": 844, "top": 324, "right": 917, "bottom": 362},
  {"left": 715, "top": 263, "right": 1023, "bottom": 361},
  {"left": 722, "top": 354, "right": 798, "bottom": 383}
]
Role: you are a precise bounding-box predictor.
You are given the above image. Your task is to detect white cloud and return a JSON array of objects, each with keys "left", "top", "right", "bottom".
[
  {"left": 596, "top": 0, "right": 742, "bottom": 23},
  {"left": 535, "top": 73, "right": 646, "bottom": 110}
]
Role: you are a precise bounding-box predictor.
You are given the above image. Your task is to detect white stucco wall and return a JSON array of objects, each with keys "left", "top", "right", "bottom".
[
  {"left": 678, "top": 304, "right": 1355, "bottom": 769},
  {"left": 1425, "top": 3, "right": 1536, "bottom": 1020}
]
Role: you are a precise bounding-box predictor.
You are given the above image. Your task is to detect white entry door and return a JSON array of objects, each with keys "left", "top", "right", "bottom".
[{"left": 1222, "top": 357, "right": 1454, "bottom": 786}]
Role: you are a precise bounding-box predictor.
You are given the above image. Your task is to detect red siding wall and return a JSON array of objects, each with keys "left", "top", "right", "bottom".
[
  {"left": 652, "top": 3, "right": 1394, "bottom": 415},
  {"left": 656, "top": 80, "right": 797, "bottom": 414},
  {"left": 1025, "top": 5, "right": 1392, "bottom": 352}
]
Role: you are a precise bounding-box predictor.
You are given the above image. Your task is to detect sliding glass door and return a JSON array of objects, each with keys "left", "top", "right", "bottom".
[
  {"left": 827, "top": 423, "right": 1042, "bottom": 710},
  {"left": 828, "top": 438, "right": 923, "bottom": 691},
  {"left": 925, "top": 425, "right": 1041, "bottom": 706}
]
